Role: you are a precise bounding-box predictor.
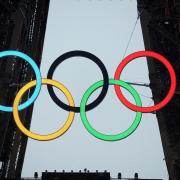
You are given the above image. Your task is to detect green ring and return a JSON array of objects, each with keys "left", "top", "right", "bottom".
[{"left": 80, "top": 79, "right": 142, "bottom": 141}]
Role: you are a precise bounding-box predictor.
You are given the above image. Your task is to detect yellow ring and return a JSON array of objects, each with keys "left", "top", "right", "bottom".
[{"left": 13, "top": 78, "right": 75, "bottom": 141}]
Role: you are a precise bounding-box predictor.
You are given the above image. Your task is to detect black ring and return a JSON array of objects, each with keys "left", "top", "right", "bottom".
[{"left": 47, "top": 50, "right": 109, "bottom": 113}]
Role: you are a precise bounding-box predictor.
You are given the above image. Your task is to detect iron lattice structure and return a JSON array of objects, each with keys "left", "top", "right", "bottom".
[
  {"left": 0, "top": 0, "right": 49, "bottom": 178},
  {"left": 137, "top": 0, "right": 180, "bottom": 180}
]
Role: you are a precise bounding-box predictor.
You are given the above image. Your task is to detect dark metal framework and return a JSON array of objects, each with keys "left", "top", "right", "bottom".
[
  {"left": 137, "top": 0, "right": 180, "bottom": 180},
  {"left": 0, "top": 0, "right": 49, "bottom": 178}
]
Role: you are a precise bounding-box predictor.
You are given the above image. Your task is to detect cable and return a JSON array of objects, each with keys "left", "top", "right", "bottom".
[
  {"left": 138, "top": 93, "right": 152, "bottom": 99},
  {"left": 125, "top": 81, "right": 150, "bottom": 87},
  {"left": 122, "top": 10, "right": 142, "bottom": 59}
]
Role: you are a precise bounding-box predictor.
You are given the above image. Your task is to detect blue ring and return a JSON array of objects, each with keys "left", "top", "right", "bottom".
[{"left": 0, "top": 50, "right": 42, "bottom": 112}]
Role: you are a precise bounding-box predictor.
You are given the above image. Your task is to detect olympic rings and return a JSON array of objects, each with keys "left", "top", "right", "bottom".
[
  {"left": 13, "top": 79, "right": 75, "bottom": 141},
  {"left": 0, "top": 50, "right": 42, "bottom": 112},
  {"left": 47, "top": 50, "right": 109, "bottom": 113},
  {"left": 0, "top": 50, "right": 177, "bottom": 141},
  {"left": 114, "top": 51, "right": 176, "bottom": 113},
  {"left": 80, "top": 79, "right": 142, "bottom": 141}
]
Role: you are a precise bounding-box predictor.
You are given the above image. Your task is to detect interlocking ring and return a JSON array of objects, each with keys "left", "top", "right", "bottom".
[
  {"left": 0, "top": 50, "right": 176, "bottom": 141},
  {"left": 13, "top": 79, "right": 75, "bottom": 141},
  {"left": 114, "top": 51, "right": 176, "bottom": 113},
  {"left": 80, "top": 79, "right": 142, "bottom": 141},
  {"left": 47, "top": 50, "right": 109, "bottom": 113},
  {"left": 0, "top": 50, "right": 41, "bottom": 112}
]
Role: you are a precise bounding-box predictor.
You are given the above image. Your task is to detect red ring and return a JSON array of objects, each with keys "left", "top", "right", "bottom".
[{"left": 114, "top": 51, "right": 176, "bottom": 113}]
